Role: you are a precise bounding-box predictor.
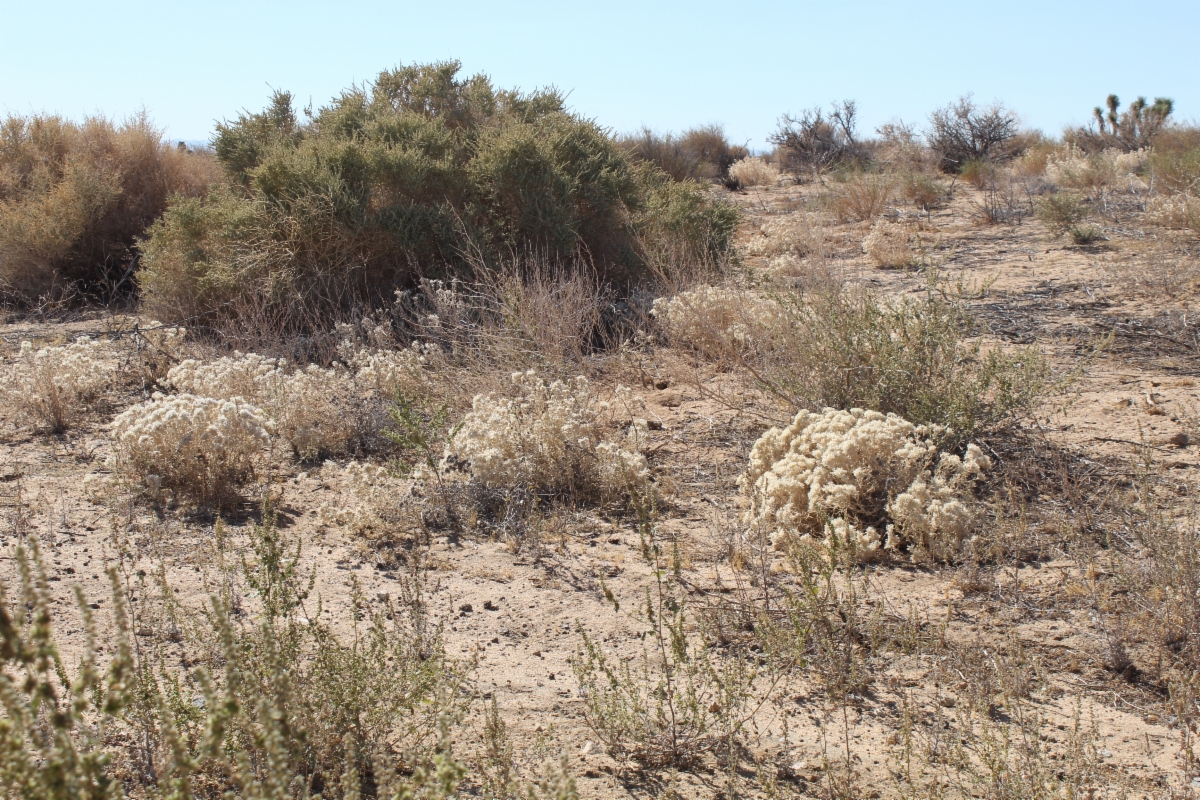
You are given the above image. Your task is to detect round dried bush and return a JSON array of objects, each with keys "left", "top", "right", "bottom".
[
  {"left": 651, "top": 286, "right": 781, "bottom": 359},
  {"left": 441, "top": 371, "right": 648, "bottom": 501},
  {"left": 3, "top": 336, "right": 118, "bottom": 432},
  {"left": 110, "top": 393, "right": 273, "bottom": 506},
  {"left": 738, "top": 407, "right": 989, "bottom": 561}
]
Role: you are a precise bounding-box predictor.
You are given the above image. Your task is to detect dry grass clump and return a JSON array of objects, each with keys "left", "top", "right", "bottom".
[
  {"left": 743, "top": 212, "right": 825, "bottom": 260},
  {"left": 318, "top": 459, "right": 404, "bottom": 533},
  {"left": 1036, "top": 192, "right": 1103, "bottom": 245},
  {"left": 738, "top": 407, "right": 989, "bottom": 561},
  {"left": 166, "top": 352, "right": 356, "bottom": 458},
  {"left": 1146, "top": 192, "right": 1200, "bottom": 234},
  {"left": 899, "top": 172, "right": 948, "bottom": 210},
  {"left": 651, "top": 285, "right": 781, "bottom": 359},
  {"left": 1045, "top": 145, "right": 1148, "bottom": 195},
  {"left": 861, "top": 219, "right": 915, "bottom": 268},
  {"left": 826, "top": 172, "right": 894, "bottom": 222},
  {"left": 109, "top": 393, "right": 272, "bottom": 505},
  {"left": 727, "top": 156, "right": 779, "bottom": 188},
  {"left": 0, "top": 113, "right": 218, "bottom": 304},
  {"left": 2, "top": 336, "right": 118, "bottom": 432},
  {"left": 439, "top": 371, "right": 648, "bottom": 502}
]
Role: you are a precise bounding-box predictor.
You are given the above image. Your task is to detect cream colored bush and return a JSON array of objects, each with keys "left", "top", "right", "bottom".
[
  {"left": 343, "top": 342, "right": 432, "bottom": 399},
  {"left": 318, "top": 459, "right": 401, "bottom": 532},
  {"left": 110, "top": 393, "right": 273, "bottom": 505},
  {"left": 2, "top": 336, "right": 118, "bottom": 431},
  {"left": 862, "top": 220, "right": 915, "bottom": 268},
  {"left": 744, "top": 213, "right": 825, "bottom": 260},
  {"left": 1046, "top": 146, "right": 1147, "bottom": 194},
  {"left": 166, "top": 353, "right": 355, "bottom": 458},
  {"left": 441, "top": 371, "right": 648, "bottom": 500},
  {"left": 728, "top": 156, "right": 780, "bottom": 188},
  {"left": 1146, "top": 193, "right": 1200, "bottom": 232},
  {"left": 738, "top": 407, "right": 989, "bottom": 561},
  {"left": 651, "top": 286, "right": 781, "bottom": 358}
]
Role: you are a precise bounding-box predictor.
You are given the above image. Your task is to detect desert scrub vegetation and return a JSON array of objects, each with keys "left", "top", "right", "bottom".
[
  {"left": 0, "top": 516, "right": 584, "bottom": 799},
  {"left": 824, "top": 171, "right": 894, "bottom": 222},
  {"left": 861, "top": 219, "right": 916, "bottom": 268},
  {"left": 438, "top": 370, "right": 649, "bottom": 504},
  {"left": 618, "top": 123, "right": 749, "bottom": 184},
  {"left": 1068, "top": 93, "right": 1175, "bottom": 152},
  {"left": 0, "top": 113, "right": 218, "bottom": 304},
  {"left": 726, "top": 155, "right": 779, "bottom": 188},
  {"left": 651, "top": 285, "right": 781, "bottom": 360},
  {"left": 770, "top": 100, "right": 869, "bottom": 178},
  {"left": 746, "top": 281, "right": 1051, "bottom": 437},
  {"left": 1036, "top": 191, "right": 1103, "bottom": 245},
  {"left": 109, "top": 393, "right": 273, "bottom": 506},
  {"left": 926, "top": 95, "right": 1020, "bottom": 173},
  {"left": 139, "top": 61, "right": 737, "bottom": 330},
  {"left": 738, "top": 407, "right": 990, "bottom": 561},
  {"left": 1, "top": 335, "right": 120, "bottom": 432}
]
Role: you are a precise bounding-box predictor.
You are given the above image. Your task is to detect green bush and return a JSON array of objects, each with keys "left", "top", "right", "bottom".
[
  {"left": 140, "top": 61, "right": 737, "bottom": 329},
  {"left": 1036, "top": 192, "right": 1103, "bottom": 244}
]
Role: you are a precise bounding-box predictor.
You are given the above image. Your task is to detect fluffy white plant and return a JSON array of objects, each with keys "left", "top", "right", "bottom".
[
  {"left": 167, "top": 353, "right": 355, "bottom": 458},
  {"left": 441, "top": 371, "right": 648, "bottom": 500},
  {"left": 1046, "top": 145, "right": 1148, "bottom": 193},
  {"left": 651, "top": 286, "right": 780, "bottom": 358},
  {"left": 744, "top": 213, "right": 825, "bottom": 260},
  {"left": 110, "top": 393, "right": 273, "bottom": 505},
  {"left": 318, "top": 459, "right": 400, "bottom": 532},
  {"left": 862, "top": 220, "right": 915, "bottom": 268},
  {"left": 344, "top": 342, "right": 432, "bottom": 399},
  {"left": 738, "top": 407, "right": 989, "bottom": 561},
  {"left": 3, "top": 336, "right": 118, "bottom": 431},
  {"left": 728, "top": 156, "right": 780, "bottom": 188}
]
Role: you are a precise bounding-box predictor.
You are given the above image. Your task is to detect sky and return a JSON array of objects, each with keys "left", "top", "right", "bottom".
[{"left": 2, "top": 0, "right": 1197, "bottom": 150}]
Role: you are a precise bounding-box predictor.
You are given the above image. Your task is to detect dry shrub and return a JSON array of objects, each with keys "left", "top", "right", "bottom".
[
  {"left": 0, "top": 113, "right": 218, "bottom": 303},
  {"left": 620, "top": 124, "right": 749, "bottom": 183},
  {"left": 744, "top": 212, "right": 825, "bottom": 261},
  {"left": 1146, "top": 193, "right": 1200, "bottom": 234},
  {"left": 727, "top": 156, "right": 779, "bottom": 188},
  {"left": 861, "top": 219, "right": 915, "bottom": 268},
  {"left": 1036, "top": 192, "right": 1102, "bottom": 244},
  {"left": 651, "top": 285, "right": 781, "bottom": 360},
  {"left": 825, "top": 172, "right": 894, "bottom": 222},
  {"left": 927, "top": 95, "right": 1019, "bottom": 173},
  {"left": 770, "top": 100, "right": 868, "bottom": 177},
  {"left": 109, "top": 393, "right": 273, "bottom": 505},
  {"left": 1, "top": 336, "right": 119, "bottom": 432},
  {"left": 437, "top": 371, "right": 648, "bottom": 503},
  {"left": 738, "top": 407, "right": 990, "bottom": 561},
  {"left": 899, "top": 172, "right": 947, "bottom": 210},
  {"left": 1045, "top": 144, "right": 1148, "bottom": 195},
  {"left": 166, "top": 351, "right": 375, "bottom": 458},
  {"left": 1099, "top": 240, "right": 1200, "bottom": 297}
]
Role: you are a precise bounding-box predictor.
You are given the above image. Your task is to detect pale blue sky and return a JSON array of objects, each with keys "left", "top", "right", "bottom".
[{"left": 2, "top": 0, "right": 1197, "bottom": 150}]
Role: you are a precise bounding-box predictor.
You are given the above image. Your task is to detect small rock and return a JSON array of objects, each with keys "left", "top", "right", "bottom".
[
  {"left": 88, "top": 602, "right": 101, "bottom": 610},
  {"left": 658, "top": 389, "right": 682, "bottom": 407},
  {"left": 483, "top": 599, "right": 498, "bottom": 611},
  {"left": 548, "top": 673, "right": 556, "bottom": 681},
  {"left": 654, "top": 378, "right": 670, "bottom": 390},
  {"left": 490, "top": 637, "right": 499, "bottom": 644},
  {"left": 533, "top": 650, "right": 542, "bottom": 657},
  {"left": 460, "top": 603, "right": 473, "bottom": 614},
  {"left": 136, "top": 627, "right": 154, "bottom": 637},
  {"left": 939, "top": 696, "right": 957, "bottom": 708}
]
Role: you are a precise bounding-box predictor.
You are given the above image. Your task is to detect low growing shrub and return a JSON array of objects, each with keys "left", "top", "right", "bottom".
[
  {"left": 727, "top": 156, "right": 779, "bottom": 188},
  {"left": 651, "top": 285, "right": 781, "bottom": 359},
  {"left": 825, "top": 172, "right": 894, "bottom": 222},
  {"left": 927, "top": 95, "right": 1019, "bottom": 173},
  {"left": 1036, "top": 192, "right": 1103, "bottom": 244},
  {"left": 738, "top": 407, "right": 990, "bottom": 561},
  {"left": 861, "top": 220, "right": 915, "bottom": 268},
  {"left": 2, "top": 336, "right": 119, "bottom": 432},
  {"left": 437, "top": 371, "right": 649, "bottom": 503},
  {"left": 109, "top": 392, "right": 273, "bottom": 505},
  {"left": 619, "top": 124, "right": 749, "bottom": 183}
]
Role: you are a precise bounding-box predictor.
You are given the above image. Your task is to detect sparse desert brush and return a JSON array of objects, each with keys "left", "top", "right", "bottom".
[
  {"left": 751, "top": 282, "right": 1050, "bottom": 436},
  {"left": 727, "top": 156, "right": 779, "bottom": 188},
  {"left": 140, "top": 62, "right": 736, "bottom": 330},
  {"left": 440, "top": 371, "right": 648, "bottom": 502},
  {"left": 825, "top": 172, "right": 894, "bottom": 222},
  {"left": 620, "top": 124, "right": 749, "bottom": 183},
  {"left": 2, "top": 336, "right": 118, "bottom": 432},
  {"left": 344, "top": 341, "right": 433, "bottom": 399},
  {"left": 958, "top": 157, "right": 996, "bottom": 189},
  {"left": 109, "top": 393, "right": 273, "bottom": 505},
  {"left": 1045, "top": 144, "right": 1148, "bottom": 195},
  {"left": 861, "top": 219, "right": 915, "bottom": 268},
  {"left": 651, "top": 285, "right": 781, "bottom": 359},
  {"left": 1069, "top": 93, "right": 1174, "bottom": 152},
  {"left": 927, "top": 95, "right": 1020, "bottom": 173},
  {"left": 319, "top": 459, "right": 404, "bottom": 532},
  {"left": 1036, "top": 192, "right": 1103, "bottom": 244},
  {"left": 770, "top": 100, "right": 868, "bottom": 177},
  {"left": 1145, "top": 192, "right": 1200, "bottom": 234},
  {"left": 899, "top": 172, "right": 947, "bottom": 210},
  {"left": 0, "top": 113, "right": 218, "bottom": 304},
  {"left": 738, "top": 407, "right": 990, "bottom": 561},
  {"left": 167, "top": 352, "right": 355, "bottom": 458},
  {"left": 743, "top": 212, "right": 825, "bottom": 259}
]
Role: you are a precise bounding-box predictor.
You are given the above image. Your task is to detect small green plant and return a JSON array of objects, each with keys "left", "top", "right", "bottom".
[
  {"left": 572, "top": 493, "right": 777, "bottom": 769},
  {"left": 1036, "top": 192, "right": 1103, "bottom": 244},
  {"left": 901, "top": 172, "right": 947, "bottom": 211},
  {"left": 959, "top": 157, "right": 995, "bottom": 189}
]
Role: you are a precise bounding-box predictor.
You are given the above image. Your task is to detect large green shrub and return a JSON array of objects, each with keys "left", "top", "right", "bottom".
[{"left": 140, "top": 61, "right": 736, "bottom": 328}]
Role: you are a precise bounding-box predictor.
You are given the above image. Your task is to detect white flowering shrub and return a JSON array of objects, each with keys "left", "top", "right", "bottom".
[
  {"left": 862, "top": 220, "right": 915, "bottom": 268},
  {"left": 728, "top": 156, "right": 780, "bottom": 187},
  {"left": 651, "top": 286, "right": 781, "bottom": 359},
  {"left": 132, "top": 321, "right": 188, "bottom": 383},
  {"left": 738, "top": 407, "right": 989, "bottom": 561},
  {"left": 442, "top": 371, "right": 648, "bottom": 501},
  {"left": 744, "top": 214, "right": 824, "bottom": 260},
  {"left": 318, "top": 459, "right": 401, "bottom": 532},
  {"left": 109, "top": 393, "right": 273, "bottom": 505},
  {"left": 2, "top": 337, "right": 118, "bottom": 432},
  {"left": 1146, "top": 193, "right": 1200, "bottom": 232},
  {"left": 344, "top": 342, "right": 432, "bottom": 399},
  {"left": 1046, "top": 146, "right": 1147, "bottom": 194},
  {"left": 167, "top": 353, "right": 355, "bottom": 458}
]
